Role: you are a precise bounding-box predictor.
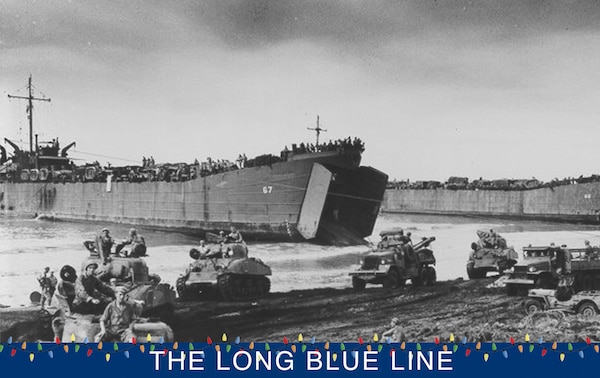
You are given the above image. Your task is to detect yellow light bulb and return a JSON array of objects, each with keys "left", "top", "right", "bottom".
[
  {"left": 373, "top": 334, "right": 379, "bottom": 342},
  {"left": 222, "top": 333, "right": 227, "bottom": 342},
  {"left": 525, "top": 334, "right": 530, "bottom": 342},
  {"left": 298, "top": 334, "right": 303, "bottom": 342},
  {"left": 483, "top": 353, "right": 489, "bottom": 362}
]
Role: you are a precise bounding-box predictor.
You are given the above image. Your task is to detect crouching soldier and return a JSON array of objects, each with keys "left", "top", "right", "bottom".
[{"left": 95, "top": 286, "right": 144, "bottom": 343}]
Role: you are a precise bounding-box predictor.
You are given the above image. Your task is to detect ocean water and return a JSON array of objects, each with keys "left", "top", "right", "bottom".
[{"left": 2, "top": 212, "right": 600, "bottom": 307}]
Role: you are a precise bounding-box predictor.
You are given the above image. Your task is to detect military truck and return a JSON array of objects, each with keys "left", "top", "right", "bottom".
[
  {"left": 349, "top": 228, "right": 437, "bottom": 290},
  {"left": 467, "top": 230, "right": 518, "bottom": 279},
  {"left": 505, "top": 243, "right": 600, "bottom": 295}
]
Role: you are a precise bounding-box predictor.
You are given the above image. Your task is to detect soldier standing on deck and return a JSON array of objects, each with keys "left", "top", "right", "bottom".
[{"left": 95, "top": 228, "right": 115, "bottom": 265}]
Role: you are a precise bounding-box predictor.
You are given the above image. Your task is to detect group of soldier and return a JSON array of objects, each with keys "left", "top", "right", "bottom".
[
  {"left": 38, "top": 227, "right": 147, "bottom": 343},
  {"left": 38, "top": 225, "right": 244, "bottom": 343}
]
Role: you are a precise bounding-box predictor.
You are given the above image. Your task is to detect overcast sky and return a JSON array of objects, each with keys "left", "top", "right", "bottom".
[{"left": 1, "top": 0, "right": 600, "bottom": 182}]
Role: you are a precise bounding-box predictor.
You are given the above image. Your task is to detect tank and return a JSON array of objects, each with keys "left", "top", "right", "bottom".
[
  {"left": 49, "top": 241, "right": 177, "bottom": 342},
  {"left": 176, "top": 242, "right": 272, "bottom": 301},
  {"left": 466, "top": 230, "right": 518, "bottom": 279},
  {"left": 79, "top": 241, "right": 176, "bottom": 320},
  {"left": 349, "top": 228, "right": 438, "bottom": 290}
]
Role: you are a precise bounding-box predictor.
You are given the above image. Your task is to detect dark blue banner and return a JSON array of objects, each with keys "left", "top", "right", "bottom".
[{"left": 1, "top": 339, "right": 598, "bottom": 378}]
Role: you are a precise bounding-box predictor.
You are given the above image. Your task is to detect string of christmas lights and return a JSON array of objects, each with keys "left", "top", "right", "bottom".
[{"left": 1, "top": 333, "right": 598, "bottom": 362}]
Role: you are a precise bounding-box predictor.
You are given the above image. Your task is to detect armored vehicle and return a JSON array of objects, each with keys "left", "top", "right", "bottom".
[
  {"left": 50, "top": 242, "right": 177, "bottom": 343},
  {"left": 467, "top": 230, "right": 518, "bottom": 279},
  {"left": 349, "top": 228, "right": 437, "bottom": 290},
  {"left": 505, "top": 243, "right": 600, "bottom": 295},
  {"left": 77, "top": 241, "right": 176, "bottom": 320},
  {"left": 176, "top": 242, "right": 272, "bottom": 301}
]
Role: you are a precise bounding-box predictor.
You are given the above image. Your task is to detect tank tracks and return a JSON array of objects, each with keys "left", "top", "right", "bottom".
[{"left": 218, "top": 274, "right": 271, "bottom": 301}]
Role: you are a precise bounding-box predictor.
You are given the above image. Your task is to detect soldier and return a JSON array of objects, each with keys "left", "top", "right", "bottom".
[
  {"left": 95, "top": 228, "right": 115, "bottom": 264},
  {"left": 95, "top": 286, "right": 143, "bottom": 342},
  {"left": 382, "top": 317, "right": 406, "bottom": 342},
  {"left": 37, "top": 267, "right": 52, "bottom": 308},
  {"left": 227, "top": 226, "right": 244, "bottom": 243},
  {"left": 72, "top": 262, "right": 115, "bottom": 314},
  {"left": 116, "top": 228, "right": 146, "bottom": 257}
]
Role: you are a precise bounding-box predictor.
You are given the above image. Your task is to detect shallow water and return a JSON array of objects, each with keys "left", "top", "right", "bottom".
[{"left": 2, "top": 212, "right": 600, "bottom": 306}]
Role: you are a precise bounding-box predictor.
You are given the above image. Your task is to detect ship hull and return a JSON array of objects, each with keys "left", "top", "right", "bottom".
[
  {"left": 381, "top": 183, "right": 600, "bottom": 224},
  {"left": 0, "top": 153, "right": 388, "bottom": 245}
]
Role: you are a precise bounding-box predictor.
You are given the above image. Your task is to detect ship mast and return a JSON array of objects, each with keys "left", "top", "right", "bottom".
[
  {"left": 7, "top": 75, "right": 51, "bottom": 153},
  {"left": 307, "top": 115, "right": 327, "bottom": 146}
]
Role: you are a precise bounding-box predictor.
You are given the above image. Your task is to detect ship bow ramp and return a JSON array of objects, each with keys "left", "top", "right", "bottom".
[{"left": 298, "top": 163, "right": 388, "bottom": 246}]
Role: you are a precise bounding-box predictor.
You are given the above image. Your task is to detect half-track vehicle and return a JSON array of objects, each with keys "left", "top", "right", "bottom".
[
  {"left": 467, "top": 230, "right": 518, "bottom": 279},
  {"left": 505, "top": 243, "right": 600, "bottom": 295},
  {"left": 176, "top": 242, "right": 272, "bottom": 301},
  {"left": 349, "top": 228, "right": 437, "bottom": 290}
]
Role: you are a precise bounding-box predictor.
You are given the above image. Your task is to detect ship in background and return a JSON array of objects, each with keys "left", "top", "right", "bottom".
[
  {"left": 382, "top": 176, "right": 600, "bottom": 224},
  {"left": 0, "top": 77, "right": 388, "bottom": 246}
]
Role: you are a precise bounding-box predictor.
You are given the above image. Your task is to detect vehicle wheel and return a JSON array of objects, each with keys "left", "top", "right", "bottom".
[
  {"left": 577, "top": 302, "right": 598, "bottom": 317},
  {"left": 352, "top": 277, "right": 366, "bottom": 291},
  {"left": 524, "top": 299, "right": 544, "bottom": 315},
  {"left": 466, "top": 262, "right": 475, "bottom": 279},
  {"left": 412, "top": 272, "right": 423, "bottom": 286},
  {"left": 383, "top": 270, "right": 400, "bottom": 289},
  {"left": 426, "top": 267, "right": 437, "bottom": 285}
]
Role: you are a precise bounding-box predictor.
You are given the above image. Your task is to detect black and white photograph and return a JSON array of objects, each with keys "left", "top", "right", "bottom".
[{"left": 2, "top": 0, "right": 600, "bottom": 344}]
